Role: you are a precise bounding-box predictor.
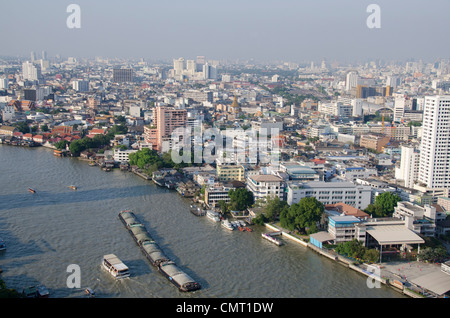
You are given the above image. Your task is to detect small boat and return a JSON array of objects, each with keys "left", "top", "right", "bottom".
[
  {"left": 85, "top": 288, "right": 95, "bottom": 297},
  {"left": 0, "top": 238, "right": 5, "bottom": 251},
  {"left": 28, "top": 188, "right": 36, "bottom": 193},
  {"left": 102, "top": 254, "right": 130, "bottom": 279},
  {"left": 221, "top": 219, "right": 234, "bottom": 231},
  {"left": 245, "top": 227, "right": 253, "bottom": 232},
  {"left": 69, "top": 185, "right": 77, "bottom": 190},
  {"left": 36, "top": 285, "right": 50, "bottom": 298},
  {"left": 206, "top": 210, "right": 220, "bottom": 222}
]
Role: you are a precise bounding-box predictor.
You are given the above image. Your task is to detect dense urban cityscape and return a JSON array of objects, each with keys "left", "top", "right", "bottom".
[
  {"left": 1, "top": 1, "right": 450, "bottom": 307},
  {"left": 0, "top": 51, "right": 449, "bottom": 300}
]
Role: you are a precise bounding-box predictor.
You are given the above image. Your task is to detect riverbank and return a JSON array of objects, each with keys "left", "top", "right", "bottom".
[
  {"left": 262, "top": 222, "right": 450, "bottom": 298},
  {"left": 0, "top": 144, "right": 416, "bottom": 298}
]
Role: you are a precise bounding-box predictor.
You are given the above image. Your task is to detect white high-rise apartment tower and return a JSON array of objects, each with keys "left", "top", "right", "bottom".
[
  {"left": 345, "top": 71, "right": 359, "bottom": 91},
  {"left": 418, "top": 95, "right": 450, "bottom": 188},
  {"left": 22, "top": 61, "right": 42, "bottom": 81}
]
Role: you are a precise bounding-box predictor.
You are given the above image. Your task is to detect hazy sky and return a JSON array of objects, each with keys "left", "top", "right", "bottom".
[{"left": 1, "top": 0, "right": 449, "bottom": 63}]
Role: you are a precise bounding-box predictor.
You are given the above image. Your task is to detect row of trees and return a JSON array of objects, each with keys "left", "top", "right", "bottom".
[
  {"left": 128, "top": 148, "right": 198, "bottom": 174},
  {"left": 54, "top": 124, "right": 128, "bottom": 155},
  {"left": 334, "top": 239, "right": 380, "bottom": 263},
  {"left": 252, "top": 196, "right": 325, "bottom": 235}
]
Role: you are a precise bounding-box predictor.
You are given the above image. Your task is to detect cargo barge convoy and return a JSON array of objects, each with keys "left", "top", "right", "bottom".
[{"left": 118, "top": 209, "right": 201, "bottom": 292}]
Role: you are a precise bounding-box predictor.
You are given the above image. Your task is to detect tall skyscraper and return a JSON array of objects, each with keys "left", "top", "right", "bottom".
[{"left": 418, "top": 95, "right": 450, "bottom": 188}]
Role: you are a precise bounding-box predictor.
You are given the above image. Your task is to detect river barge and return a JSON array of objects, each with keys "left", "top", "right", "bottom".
[{"left": 118, "top": 210, "right": 201, "bottom": 292}]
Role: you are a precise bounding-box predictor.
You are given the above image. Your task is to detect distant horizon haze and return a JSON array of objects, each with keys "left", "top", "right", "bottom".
[{"left": 0, "top": 0, "right": 449, "bottom": 63}]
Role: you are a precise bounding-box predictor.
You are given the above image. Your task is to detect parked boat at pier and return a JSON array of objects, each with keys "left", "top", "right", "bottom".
[
  {"left": 262, "top": 232, "right": 283, "bottom": 246},
  {"left": 118, "top": 210, "right": 201, "bottom": 292},
  {"left": 206, "top": 210, "right": 221, "bottom": 222},
  {"left": 221, "top": 219, "right": 234, "bottom": 231}
]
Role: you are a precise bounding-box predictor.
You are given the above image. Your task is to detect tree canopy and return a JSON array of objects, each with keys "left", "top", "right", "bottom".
[
  {"left": 228, "top": 188, "right": 254, "bottom": 211},
  {"left": 365, "top": 192, "right": 401, "bottom": 217},
  {"left": 280, "top": 197, "right": 324, "bottom": 234}
]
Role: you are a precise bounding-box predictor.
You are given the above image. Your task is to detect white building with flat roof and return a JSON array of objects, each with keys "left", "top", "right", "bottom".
[{"left": 286, "top": 181, "right": 371, "bottom": 210}]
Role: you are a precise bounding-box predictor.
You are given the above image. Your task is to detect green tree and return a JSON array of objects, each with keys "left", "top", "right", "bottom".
[
  {"left": 228, "top": 188, "right": 254, "bottom": 211},
  {"left": 280, "top": 197, "right": 324, "bottom": 234},
  {"left": 263, "top": 196, "right": 289, "bottom": 222},
  {"left": 374, "top": 192, "right": 401, "bottom": 217},
  {"left": 14, "top": 121, "right": 30, "bottom": 134}
]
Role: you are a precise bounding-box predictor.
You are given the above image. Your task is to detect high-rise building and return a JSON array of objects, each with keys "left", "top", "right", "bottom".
[
  {"left": 72, "top": 80, "right": 90, "bottom": 92},
  {"left": 153, "top": 106, "right": 187, "bottom": 152},
  {"left": 345, "top": 71, "right": 359, "bottom": 91},
  {"left": 22, "top": 61, "right": 42, "bottom": 82},
  {"left": 202, "top": 63, "right": 217, "bottom": 80},
  {"left": 113, "top": 68, "right": 133, "bottom": 83},
  {"left": 0, "top": 78, "right": 8, "bottom": 90},
  {"left": 395, "top": 145, "right": 420, "bottom": 188},
  {"left": 173, "top": 58, "right": 185, "bottom": 76},
  {"left": 418, "top": 95, "right": 450, "bottom": 188}
]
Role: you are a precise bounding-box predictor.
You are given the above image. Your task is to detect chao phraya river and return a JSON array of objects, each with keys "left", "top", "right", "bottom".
[{"left": 0, "top": 145, "right": 403, "bottom": 298}]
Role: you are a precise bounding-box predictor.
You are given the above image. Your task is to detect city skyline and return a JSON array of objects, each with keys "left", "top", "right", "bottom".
[{"left": 1, "top": 0, "right": 450, "bottom": 63}]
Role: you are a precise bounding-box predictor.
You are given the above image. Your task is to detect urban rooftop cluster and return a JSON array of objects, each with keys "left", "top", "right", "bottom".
[{"left": 1, "top": 53, "right": 450, "bottom": 297}]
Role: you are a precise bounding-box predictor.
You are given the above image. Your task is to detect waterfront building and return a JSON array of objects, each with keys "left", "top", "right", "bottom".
[
  {"left": 113, "top": 148, "right": 138, "bottom": 163},
  {"left": 246, "top": 174, "right": 285, "bottom": 201},
  {"left": 328, "top": 215, "right": 363, "bottom": 245},
  {"left": 204, "top": 184, "right": 235, "bottom": 208},
  {"left": 286, "top": 181, "right": 371, "bottom": 210},
  {"left": 0, "top": 125, "right": 17, "bottom": 136}
]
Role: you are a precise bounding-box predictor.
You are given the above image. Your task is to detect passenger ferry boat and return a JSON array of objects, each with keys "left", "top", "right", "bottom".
[{"left": 102, "top": 254, "right": 130, "bottom": 279}]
